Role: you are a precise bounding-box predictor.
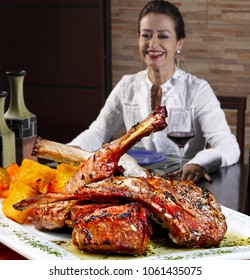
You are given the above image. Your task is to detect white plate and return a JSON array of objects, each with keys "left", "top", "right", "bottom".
[{"left": 0, "top": 199, "right": 250, "bottom": 260}]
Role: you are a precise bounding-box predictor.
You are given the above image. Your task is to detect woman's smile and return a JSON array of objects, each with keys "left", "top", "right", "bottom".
[{"left": 146, "top": 50, "right": 165, "bottom": 59}]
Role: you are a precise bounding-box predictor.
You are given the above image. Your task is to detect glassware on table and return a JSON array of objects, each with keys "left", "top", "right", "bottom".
[{"left": 167, "top": 107, "right": 195, "bottom": 170}]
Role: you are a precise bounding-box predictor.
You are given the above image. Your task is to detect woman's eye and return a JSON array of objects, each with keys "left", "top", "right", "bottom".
[
  {"left": 141, "top": 33, "right": 151, "bottom": 39},
  {"left": 159, "top": 34, "right": 169, "bottom": 39}
]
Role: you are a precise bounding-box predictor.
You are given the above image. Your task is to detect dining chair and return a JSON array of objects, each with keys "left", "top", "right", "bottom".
[{"left": 217, "top": 95, "right": 247, "bottom": 164}]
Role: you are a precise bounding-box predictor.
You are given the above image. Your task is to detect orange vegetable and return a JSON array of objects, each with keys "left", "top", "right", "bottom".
[
  {"left": 48, "top": 163, "right": 78, "bottom": 193},
  {"left": 1, "top": 159, "right": 78, "bottom": 223},
  {"left": 15, "top": 159, "right": 56, "bottom": 194},
  {"left": 0, "top": 163, "right": 20, "bottom": 198},
  {"left": 2, "top": 181, "right": 37, "bottom": 223},
  {"left": 0, "top": 167, "right": 10, "bottom": 198},
  {"left": 5, "top": 162, "right": 19, "bottom": 184}
]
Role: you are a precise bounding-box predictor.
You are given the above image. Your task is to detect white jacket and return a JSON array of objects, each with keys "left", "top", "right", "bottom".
[{"left": 69, "top": 68, "right": 240, "bottom": 173}]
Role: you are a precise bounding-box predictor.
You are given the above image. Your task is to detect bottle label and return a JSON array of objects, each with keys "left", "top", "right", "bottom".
[
  {"left": 6, "top": 116, "right": 37, "bottom": 139},
  {"left": 6, "top": 116, "right": 37, "bottom": 165}
]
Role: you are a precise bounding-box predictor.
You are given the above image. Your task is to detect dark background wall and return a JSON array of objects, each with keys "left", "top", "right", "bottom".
[
  {"left": 0, "top": 0, "right": 112, "bottom": 143},
  {"left": 111, "top": 0, "right": 250, "bottom": 163}
]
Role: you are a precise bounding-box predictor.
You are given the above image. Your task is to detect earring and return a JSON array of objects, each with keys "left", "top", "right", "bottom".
[{"left": 176, "top": 48, "right": 181, "bottom": 69}]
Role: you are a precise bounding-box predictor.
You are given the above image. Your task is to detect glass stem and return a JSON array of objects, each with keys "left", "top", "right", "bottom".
[{"left": 179, "top": 147, "right": 183, "bottom": 170}]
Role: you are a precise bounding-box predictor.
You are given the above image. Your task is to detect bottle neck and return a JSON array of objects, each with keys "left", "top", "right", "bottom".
[{"left": 5, "top": 75, "right": 34, "bottom": 119}]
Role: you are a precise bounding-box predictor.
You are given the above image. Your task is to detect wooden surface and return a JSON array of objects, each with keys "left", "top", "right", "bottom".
[
  {"left": 217, "top": 96, "right": 247, "bottom": 164},
  {"left": 0, "top": 163, "right": 249, "bottom": 260},
  {"left": 0, "top": 243, "right": 26, "bottom": 260},
  {"left": 200, "top": 164, "right": 250, "bottom": 216}
]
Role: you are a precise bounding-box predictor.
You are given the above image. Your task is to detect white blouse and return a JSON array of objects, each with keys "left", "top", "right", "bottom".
[{"left": 69, "top": 68, "right": 240, "bottom": 173}]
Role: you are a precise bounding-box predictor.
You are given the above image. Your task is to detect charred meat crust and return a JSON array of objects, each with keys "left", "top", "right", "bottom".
[{"left": 71, "top": 203, "right": 152, "bottom": 255}]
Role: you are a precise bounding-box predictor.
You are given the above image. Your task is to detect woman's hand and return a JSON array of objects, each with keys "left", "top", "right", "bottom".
[{"left": 169, "top": 163, "right": 212, "bottom": 183}]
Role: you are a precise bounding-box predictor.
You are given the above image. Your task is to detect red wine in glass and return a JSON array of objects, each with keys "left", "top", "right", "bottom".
[
  {"left": 167, "top": 107, "right": 196, "bottom": 170},
  {"left": 167, "top": 131, "right": 195, "bottom": 148}
]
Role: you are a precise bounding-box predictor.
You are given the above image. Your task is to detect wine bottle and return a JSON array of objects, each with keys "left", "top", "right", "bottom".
[
  {"left": 5, "top": 70, "right": 37, "bottom": 165},
  {"left": 0, "top": 91, "right": 16, "bottom": 167}
]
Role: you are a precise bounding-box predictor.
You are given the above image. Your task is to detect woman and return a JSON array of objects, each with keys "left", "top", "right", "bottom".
[{"left": 69, "top": 0, "right": 240, "bottom": 182}]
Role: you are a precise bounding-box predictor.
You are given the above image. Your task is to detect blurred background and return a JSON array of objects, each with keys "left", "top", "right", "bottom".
[{"left": 0, "top": 0, "right": 249, "bottom": 162}]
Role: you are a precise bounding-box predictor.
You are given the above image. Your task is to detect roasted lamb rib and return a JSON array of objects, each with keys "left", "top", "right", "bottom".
[
  {"left": 68, "top": 202, "right": 152, "bottom": 255},
  {"left": 34, "top": 105, "right": 167, "bottom": 192},
  {"left": 32, "top": 137, "right": 91, "bottom": 166},
  {"left": 32, "top": 137, "right": 147, "bottom": 178},
  {"left": 23, "top": 106, "right": 166, "bottom": 230},
  {"left": 13, "top": 105, "right": 227, "bottom": 250},
  {"left": 14, "top": 175, "right": 227, "bottom": 248}
]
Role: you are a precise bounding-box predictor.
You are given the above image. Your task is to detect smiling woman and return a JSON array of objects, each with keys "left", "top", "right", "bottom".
[
  {"left": 68, "top": 0, "right": 240, "bottom": 184},
  {"left": 138, "top": 13, "right": 184, "bottom": 82}
]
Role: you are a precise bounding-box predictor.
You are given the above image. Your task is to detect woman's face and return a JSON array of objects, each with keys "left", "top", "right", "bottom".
[{"left": 138, "top": 13, "right": 183, "bottom": 72}]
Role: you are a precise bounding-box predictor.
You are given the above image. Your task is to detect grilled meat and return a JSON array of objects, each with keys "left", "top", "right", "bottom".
[
  {"left": 32, "top": 106, "right": 167, "bottom": 169},
  {"left": 63, "top": 105, "right": 167, "bottom": 192},
  {"left": 32, "top": 200, "right": 78, "bottom": 231},
  {"left": 32, "top": 137, "right": 147, "bottom": 178},
  {"left": 67, "top": 203, "right": 114, "bottom": 221},
  {"left": 12, "top": 105, "right": 227, "bottom": 251},
  {"left": 32, "top": 137, "right": 91, "bottom": 166},
  {"left": 14, "top": 175, "right": 227, "bottom": 248},
  {"left": 68, "top": 203, "right": 152, "bottom": 255},
  {"left": 24, "top": 106, "right": 166, "bottom": 230},
  {"left": 32, "top": 105, "right": 167, "bottom": 192}
]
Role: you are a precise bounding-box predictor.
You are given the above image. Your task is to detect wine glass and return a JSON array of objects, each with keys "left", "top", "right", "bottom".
[{"left": 167, "top": 107, "right": 195, "bottom": 170}]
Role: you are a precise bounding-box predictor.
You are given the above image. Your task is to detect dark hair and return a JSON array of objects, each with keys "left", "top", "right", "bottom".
[{"left": 138, "top": 0, "right": 186, "bottom": 40}]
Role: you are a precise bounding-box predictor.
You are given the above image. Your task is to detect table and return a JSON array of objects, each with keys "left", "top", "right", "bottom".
[
  {"left": 0, "top": 163, "right": 249, "bottom": 260},
  {"left": 0, "top": 242, "right": 26, "bottom": 260},
  {"left": 200, "top": 164, "right": 250, "bottom": 216}
]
